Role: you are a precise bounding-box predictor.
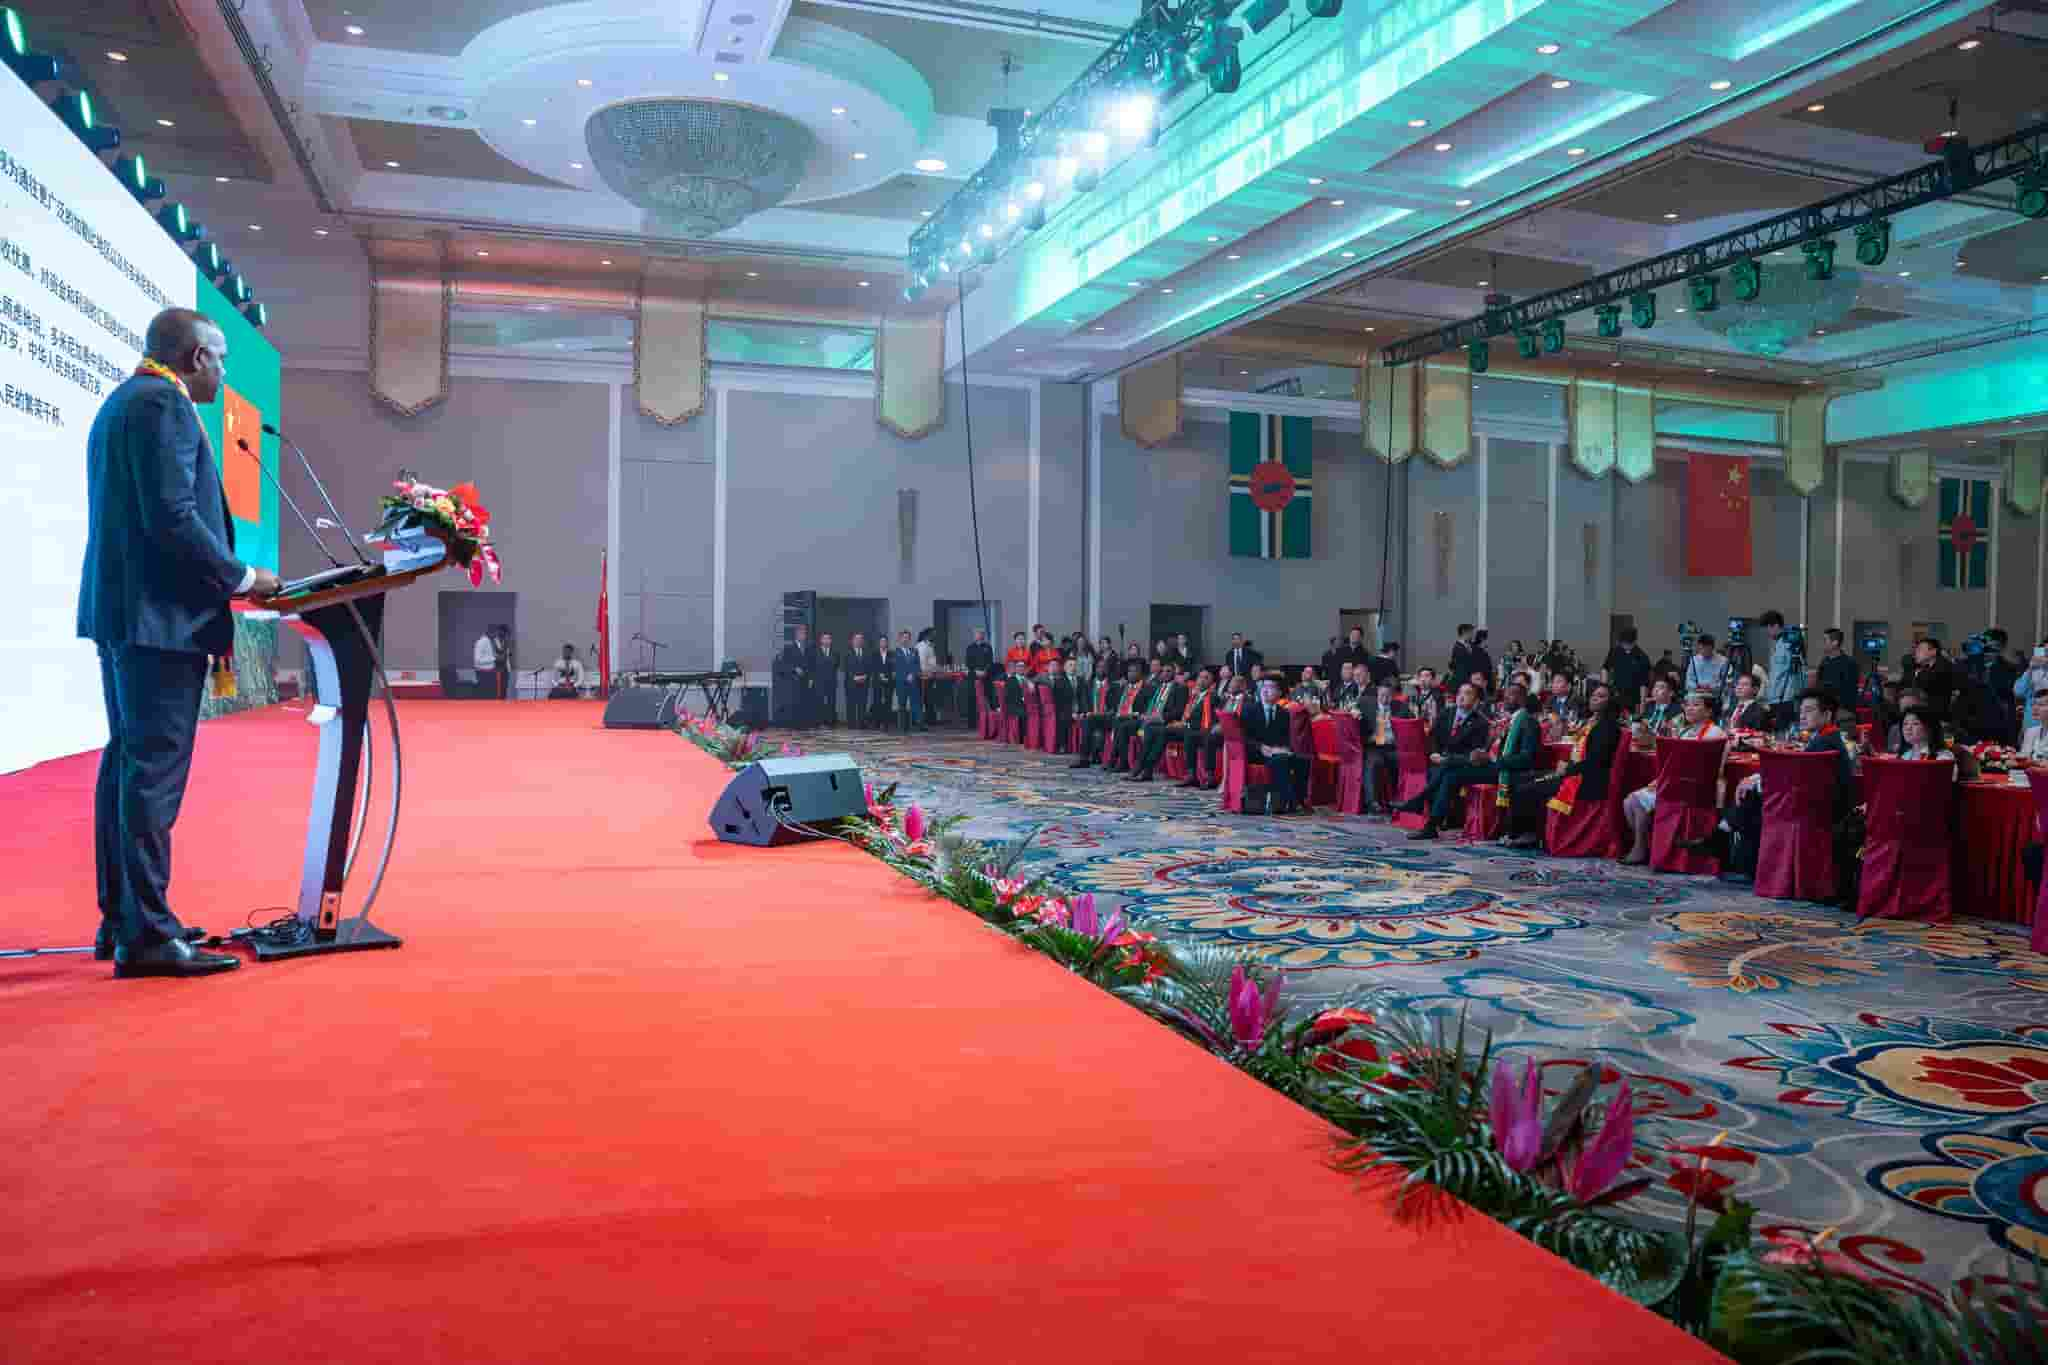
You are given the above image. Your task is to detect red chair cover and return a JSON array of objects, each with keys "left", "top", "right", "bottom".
[
  {"left": 1857, "top": 756, "right": 1956, "bottom": 923},
  {"left": 1329, "top": 714, "right": 1366, "bottom": 815},
  {"left": 1022, "top": 685, "right": 1041, "bottom": 750},
  {"left": 1036, "top": 687, "right": 1058, "bottom": 752},
  {"left": 1308, "top": 721, "right": 1339, "bottom": 807},
  {"left": 1649, "top": 737, "right": 1728, "bottom": 874},
  {"left": 1218, "top": 713, "right": 1272, "bottom": 813},
  {"left": 1391, "top": 718, "right": 1431, "bottom": 830},
  {"left": 2029, "top": 776, "right": 2048, "bottom": 954},
  {"left": 1004, "top": 710, "right": 1024, "bottom": 744},
  {"left": 1288, "top": 709, "right": 1316, "bottom": 813},
  {"left": 1462, "top": 784, "right": 1503, "bottom": 841},
  {"left": 975, "top": 686, "right": 995, "bottom": 740},
  {"left": 1545, "top": 736, "right": 1634, "bottom": 859},
  {"left": 1070, "top": 714, "right": 1087, "bottom": 753},
  {"left": 1755, "top": 750, "right": 1838, "bottom": 902}
]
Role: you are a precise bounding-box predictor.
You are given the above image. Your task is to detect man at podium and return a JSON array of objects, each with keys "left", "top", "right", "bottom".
[{"left": 78, "top": 307, "right": 280, "bottom": 978}]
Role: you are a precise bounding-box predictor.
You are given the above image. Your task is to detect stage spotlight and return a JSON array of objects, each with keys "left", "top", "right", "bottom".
[
  {"left": 1243, "top": 0, "right": 1289, "bottom": 33},
  {"left": 1112, "top": 92, "right": 1155, "bottom": 142},
  {"left": 52, "top": 91, "right": 121, "bottom": 159},
  {"left": 1208, "top": 51, "right": 1242, "bottom": 93},
  {"left": 226, "top": 271, "right": 251, "bottom": 304},
  {"left": 0, "top": 8, "right": 61, "bottom": 87},
  {"left": 156, "top": 202, "right": 204, "bottom": 244},
  {"left": 1194, "top": 21, "right": 1242, "bottom": 93},
  {"left": 1854, "top": 219, "right": 1890, "bottom": 267},
  {"left": 1731, "top": 257, "right": 1761, "bottom": 302},
  {"left": 1687, "top": 273, "right": 1720, "bottom": 312},
  {"left": 1515, "top": 328, "right": 1539, "bottom": 360},
  {"left": 1629, "top": 290, "right": 1656, "bottom": 329},
  {"left": 1466, "top": 339, "right": 1489, "bottom": 373},
  {"left": 1306, "top": 0, "right": 1342, "bottom": 16},
  {"left": 1540, "top": 317, "right": 1565, "bottom": 353},
  {"left": 240, "top": 300, "right": 267, "bottom": 329},
  {"left": 1594, "top": 304, "right": 1622, "bottom": 338},
  {"left": 2015, "top": 168, "right": 2048, "bottom": 220},
  {"left": 196, "top": 240, "right": 234, "bottom": 283},
  {"left": 112, "top": 153, "right": 165, "bottom": 203},
  {"left": 1802, "top": 238, "right": 1836, "bottom": 280}
]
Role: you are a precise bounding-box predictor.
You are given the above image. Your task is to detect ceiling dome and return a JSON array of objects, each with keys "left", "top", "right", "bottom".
[{"left": 584, "top": 100, "right": 814, "bottom": 237}]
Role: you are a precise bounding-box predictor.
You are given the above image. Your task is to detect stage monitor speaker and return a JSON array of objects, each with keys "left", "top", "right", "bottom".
[
  {"left": 710, "top": 754, "right": 865, "bottom": 846},
  {"left": 603, "top": 685, "right": 677, "bottom": 729}
]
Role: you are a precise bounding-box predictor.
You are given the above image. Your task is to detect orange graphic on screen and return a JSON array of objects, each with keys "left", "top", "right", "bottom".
[{"left": 220, "top": 385, "right": 263, "bottom": 522}]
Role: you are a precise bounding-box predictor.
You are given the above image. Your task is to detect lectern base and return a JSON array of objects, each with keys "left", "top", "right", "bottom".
[{"left": 242, "top": 918, "right": 405, "bottom": 962}]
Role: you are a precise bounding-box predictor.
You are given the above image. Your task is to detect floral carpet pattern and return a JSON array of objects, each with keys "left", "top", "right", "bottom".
[{"left": 789, "top": 725, "right": 2048, "bottom": 1292}]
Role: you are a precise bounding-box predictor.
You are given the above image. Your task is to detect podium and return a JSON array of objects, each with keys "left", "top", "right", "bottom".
[{"left": 240, "top": 552, "right": 449, "bottom": 961}]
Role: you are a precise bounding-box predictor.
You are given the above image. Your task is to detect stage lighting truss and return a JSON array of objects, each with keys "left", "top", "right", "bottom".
[
  {"left": 1379, "top": 116, "right": 2046, "bottom": 368},
  {"left": 241, "top": 300, "right": 268, "bottom": 329},
  {"left": 1854, "top": 218, "right": 1890, "bottom": 267},
  {"left": 156, "top": 202, "right": 203, "bottom": 244},
  {"left": 1730, "top": 257, "right": 1761, "bottom": 302}
]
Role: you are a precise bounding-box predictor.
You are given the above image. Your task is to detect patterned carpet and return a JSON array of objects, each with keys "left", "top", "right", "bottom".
[{"left": 779, "top": 723, "right": 2048, "bottom": 1294}]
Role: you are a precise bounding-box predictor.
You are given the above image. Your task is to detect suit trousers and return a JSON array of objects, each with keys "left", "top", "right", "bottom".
[
  {"left": 1076, "top": 714, "right": 1114, "bottom": 760},
  {"left": 96, "top": 644, "right": 208, "bottom": 950},
  {"left": 1428, "top": 760, "right": 1500, "bottom": 822},
  {"left": 1361, "top": 743, "right": 1398, "bottom": 810},
  {"left": 1109, "top": 716, "right": 1147, "bottom": 767},
  {"left": 1256, "top": 749, "right": 1309, "bottom": 811}
]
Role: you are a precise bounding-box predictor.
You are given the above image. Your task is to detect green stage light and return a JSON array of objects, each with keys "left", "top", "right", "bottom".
[
  {"left": 1731, "top": 257, "right": 1761, "bottom": 301},
  {"left": 156, "top": 201, "right": 204, "bottom": 243},
  {"left": 1306, "top": 0, "right": 1342, "bottom": 15},
  {"left": 2016, "top": 168, "right": 2048, "bottom": 220},
  {"left": 53, "top": 90, "right": 121, "bottom": 157},
  {"left": 1208, "top": 49, "right": 1241, "bottom": 94},
  {"left": 241, "top": 300, "right": 267, "bottom": 329},
  {"left": 1595, "top": 304, "right": 1622, "bottom": 338},
  {"left": 1854, "top": 219, "right": 1890, "bottom": 267},
  {"left": 113, "top": 153, "right": 164, "bottom": 203},
  {"left": 1630, "top": 290, "right": 1656, "bottom": 329},
  {"left": 227, "top": 271, "right": 251, "bottom": 303},
  {"left": 2, "top": 6, "right": 21, "bottom": 56},
  {"left": 1515, "top": 328, "right": 1539, "bottom": 360},
  {"left": 0, "top": 8, "right": 59, "bottom": 86},
  {"left": 1243, "top": 0, "right": 1289, "bottom": 34},
  {"left": 1803, "top": 238, "right": 1836, "bottom": 280},
  {"left": 1540, "top": 318, "right": 1565, "bottom": 353},
  {"left": 1195, "top": 20, "right": 1242, "bottom": 93},
  {"left": 1687, "top": 273, "right": 1720, "bottom": 312},
  {"left": 1467, "top": 339, "right": 1489, "bottom": 373}
]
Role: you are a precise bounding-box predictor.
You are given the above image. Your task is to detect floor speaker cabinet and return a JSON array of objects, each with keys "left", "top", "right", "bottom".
[
  {"left": 736, "top": 684, "right": 770, "bottom": 729},
  {"left": 603, "top": 685, "right": 678, "bottom": 730},
  {"left": 709, "top": 754, "right": 865, "bottom": 846}
]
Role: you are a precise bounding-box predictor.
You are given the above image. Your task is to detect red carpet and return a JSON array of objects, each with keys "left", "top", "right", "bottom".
[{"left": 0, "top": 702, "right": 1724, "bottom": 1363}]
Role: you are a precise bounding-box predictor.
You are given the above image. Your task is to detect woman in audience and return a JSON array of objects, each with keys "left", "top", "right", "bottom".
[
  {"left": 1892, "top": 706, "right": 1979, "bottom": 779},
  {"left": 2020, "top": 689, "right": 2048, "bottom": 764},
  {"left": 1620, "top": 691, "right": 1727, "bottom": 864},
  {"left": 1503, "top": 684, "right": 1620, "bottom": 850}
]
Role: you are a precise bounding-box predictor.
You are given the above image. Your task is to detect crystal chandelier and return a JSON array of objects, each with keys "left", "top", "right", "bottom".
[
  {"left": 1688, "top": 262, "right": 1864, "bottom": 356},
  {"left": 584, "top": 100, "right": 814, "bottom": 237}
]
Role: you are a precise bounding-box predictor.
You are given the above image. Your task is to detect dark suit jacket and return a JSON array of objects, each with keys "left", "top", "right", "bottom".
[
  {"left": 964, "top": 640, "right": 995, "bottom": 678},
  {"left": 1357, "top": 698, "right": 1410, "bottom": 744},
  {"left": 1224, "top": 646, "right": 1261, "bottom": 677},
  {"left": 1805, "top": 727, "right": 1856, "bottom": 812},
  {"left": 890, "top": 647, "right": 920, "bottom": 688},
  {"left": 1242, "top": 701, "right": 1294, "bottom": 752},
  {"left": 1050, "top": 673, "right": 1075, "bottom": 710},
  {"left": 813, "top": 647, "right": 840, "bottom": 693},
  {"left": 1432, "top": 707, "right": 1490, "bottom": 760},
  {"left": 1002, "top": 674, "right": 1029, "bottom": 717},
  {"left": 1565, "top": 717, "right": 1624, "bottom": 801},
  {"left": 1730, "top": 700, "right": 1774, "bottom": 732},
  {"left": 78, "top": 374, "right": 248, "bottom": 656},
  {"left": 1147, "top": 682, "right": 1189, "bottom": 723}
]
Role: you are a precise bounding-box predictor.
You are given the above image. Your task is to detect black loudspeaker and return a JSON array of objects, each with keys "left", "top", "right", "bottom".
[
  {"left": 736, "top": 684, "right": 770, "bottom": 729},
  {"left": 709, "top": 754, "right": 865, "bottom": 846},
  {"left": 603, "top": 685, "right": 678, "bottom": 730}
]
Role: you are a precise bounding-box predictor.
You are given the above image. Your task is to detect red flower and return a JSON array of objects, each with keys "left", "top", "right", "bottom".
[
  {"left": 449, "top": 481, "right": 481, "bottom": 506},
  {"left": 1305, "top": 1007, "right": 1378, "bottom": 1045},
  {"left": 1912, "top": 1052, "right": 2048, "bottom": 1112},
  {"left": 1666, "top": 1160, "right": 1736, "bottom": 1211},
  {"left": 1759, "top": 1230, "right": 1880, "bottom": 1283},
  {"left": 1311, "top": 1034, "right": 1385, "bottom": 1074}
]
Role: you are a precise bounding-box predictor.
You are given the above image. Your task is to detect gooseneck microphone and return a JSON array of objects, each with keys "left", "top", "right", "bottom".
[
  {"left": 262, "top": 421, "right": 373, "bottom": 568},
  {"left": 236, "top": 436, "right": 346, "bottom": 570}
]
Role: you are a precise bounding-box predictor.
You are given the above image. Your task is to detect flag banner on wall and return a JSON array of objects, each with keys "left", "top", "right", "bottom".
[
  {"left": 1683, "top": 450, "right": 1753, "bottom": 577},
  {"left": 1228, "top": 411, "right": 1313, "bottom": 558},
  {"left": 1938, "top": 477, "right": 1991, "bottom": 589}
]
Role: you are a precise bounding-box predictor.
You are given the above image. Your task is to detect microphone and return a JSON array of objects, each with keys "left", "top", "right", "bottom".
[
  {"left": 262, "top": 422, "right": 373, "bottom": 568},
  {"left": 236, "top": 436, "right": 345, "bottom": 570}
]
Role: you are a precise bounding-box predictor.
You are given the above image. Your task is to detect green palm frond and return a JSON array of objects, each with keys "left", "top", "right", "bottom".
[{"left": 1711, "top": 1251, "right": 2048, "bottom": 1364}]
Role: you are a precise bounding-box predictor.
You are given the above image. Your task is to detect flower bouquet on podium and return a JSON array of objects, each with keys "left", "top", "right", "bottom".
[{"left": 369, "top": 472, "right": 502, "bottom": 585}]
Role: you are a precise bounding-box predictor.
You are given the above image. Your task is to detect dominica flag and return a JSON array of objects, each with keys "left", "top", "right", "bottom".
[
  {"left": 1938, "top": 476, "right": 1990, "bottom": 590},
  {"left": 1228, "top": 411, "right": 1313, "bottom": 559}
]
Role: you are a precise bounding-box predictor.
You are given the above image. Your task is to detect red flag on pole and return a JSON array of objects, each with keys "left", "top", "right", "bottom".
[
  {"left": 1684, "top": 451, "right": 1753, "bottom": 578},
  {"left": 596, "top": 548, "right": 611, "bottom": 696}
]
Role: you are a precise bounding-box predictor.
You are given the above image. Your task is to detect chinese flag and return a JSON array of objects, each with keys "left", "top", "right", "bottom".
[
  {"left": 596, "top": 549, "right": 610, "bottom": 696},
  {"left": 1685, "top": 451, "right": 1753, "bottom": 578},
  {"left": 219, "top": 385, "right": 263, "bottom": 522}
]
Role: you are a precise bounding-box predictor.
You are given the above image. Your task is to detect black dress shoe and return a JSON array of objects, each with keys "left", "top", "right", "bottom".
[
  {"left": 1408, "top": 821, "right": 1440, "bottom": 841},
  {"left": 1070, "top": 759, "right": 1094, "bottom": 769},
  {"left": 1131, "top": 771, "right": 1153, "bottom": 783},
  {"left": 95, "top": 923, "right": 206, "bottom": 961},
  {"left": 113, "top": 938, "right": 240, "bottom": 979}
]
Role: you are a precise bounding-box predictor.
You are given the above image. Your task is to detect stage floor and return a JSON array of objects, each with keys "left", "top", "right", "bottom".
[
  {"left": 801, "top": 722, "right": 2048, "bottom": 1297},
  {"left": 0, "top": 702, "right": 1720, "bottom": 1364}
]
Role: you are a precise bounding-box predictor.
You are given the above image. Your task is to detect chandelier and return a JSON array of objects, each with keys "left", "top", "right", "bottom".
[
  {"left": 1688, "top": 262, "right": 1863, "bottom": 356},
  {"left": 584, "top": 100, "right": 813, "bottom": 237}
]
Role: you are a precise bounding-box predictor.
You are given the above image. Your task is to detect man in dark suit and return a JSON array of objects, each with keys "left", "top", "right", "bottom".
[
  {"left": 1726, "top": 671, "right": 1773, "bottom": 732},
  {"left": 1243, "top": 677, "right": 1307, "bottom": 814},
  {"left": 1338, "top": 625, "right": 1372, "bottom": 680},
  {"left": 864, "top": 633, "right": 892, "bottom": 727},
  {"left": 1050, "top": 657, "right": 1078, "bottom": 752},
  {"left": 80, "top": 307, "right": 279, "bottom": 978},
  {"left": 1107, "top": 660, "right": 1167, "bottom": 771},
  {"left": 1685, "top": 689, "right": 1854, "bottom": 882},
  {"left": 1073, "top": 662, "right": 1135, "bottom": 768},
  {"left": 1000, "top": 659, "right": 1030, "bottom": 741},
  {"left": 964, "top": 626, "right": 996, "bottom": 717},
  {"left": 844, "top": 632, "right": 871, "bottom": 729},
  {"left": 1129, "top": 666, "right": 1195, "bottom": 781},
  {"left": 1224, "top": 632, "right": 1261, "bottom": 680},
  {"left": 1356, "top": 681, "right": 1410, "bottom": 816},
  {"left": 1396, "top": 681, "right": 1491, "bottom": 838},
  {"left": 773, "top": 624, "right": 815, "bottom": 729},
  {"left": 891, "top": 629, "right": 925, "bottom": 731},
  {"left": 812, "top": 630, "right": 840, "bottom": 726}
]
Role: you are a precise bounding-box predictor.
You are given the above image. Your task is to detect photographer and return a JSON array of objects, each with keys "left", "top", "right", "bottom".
[
  {"left": 1758, "top": 610, "right": 1803, "bottom": 729},
  {"left": 1909, "top": 637, "right": 1957, "bottom": 725}
]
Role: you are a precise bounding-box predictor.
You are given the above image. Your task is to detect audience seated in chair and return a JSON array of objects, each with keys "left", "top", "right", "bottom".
[
  {"left": 1678, "top": 688, "right": 1856, "bottom": 882},
  {"left": 1356, "top": 681, "right": 1409, "bottom": 817},
  {"left": 1394, "top": 681, "right": 1500, "bottom": 840},
  {"left": 1241, "top": 677, "right": 1309, "bottom": 815},
  {"left": 1072, "top": 660, "right": 1142, "bottom": 767},
  {"left": 1621, "top": 691, "right": 1728, "bottom": 864},
  {"left": 1505, "top": 684, "right": 1621, "bottom": 849}
]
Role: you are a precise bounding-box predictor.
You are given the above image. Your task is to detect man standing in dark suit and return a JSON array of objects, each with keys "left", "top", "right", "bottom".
[
  {"left": 964, "top": 626, "right": 996, "bottom": 718},
  {"left": 80, "top": 308, "right": 278, "bottom": 978},
  {"left": 1243, "top": 677, "right": 1307, "bottom": 814},
  {"left": 891, "top": 629, "right": 925, "bottom": 731},
  {"left": 812, "top": 630, "right": 840, "bottom": 726},
  {"left": 1000, "top": 659, "right": 1030, "bottom": 740},
  {"left": 844, "top": 631, "right": 870, "bottom": 729},
  {"left": 773, "top": 624, "right": 815, "bottom": 729},
  {"left": 1224, "top": 632, "right": 1261, "bottom": 680},
  {"left": 864, "top": 633, "right": 892, "bottom": 727}
]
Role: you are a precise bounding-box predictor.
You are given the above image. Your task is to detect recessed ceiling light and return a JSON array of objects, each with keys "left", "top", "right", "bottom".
[
  {"left": 384, "top": 160, "right": 400, "bottom": 168},
  {"left": 344, "top": 25, "right": 365, "bottom": 37},
  {"left": 1307, "top": 176, "right": 1324, "bottom": 185},
  {"left": 1476, "top": 279, "right": 1489, "bottom": 287},
  {"left": 714, "top": 72, "right": 729, "bottom": 82},
  {"left": 1454, "top": 198, "right": 1472, "bottom": 207},
  {"left": 1092, "top": 325, "right": 1105, "bottom": 331},
  {"left": 1958, "top": 38, "right": 1981, "bottom": 50},
  {"left": 1675, "top": 306, "right": 1687, "bottom": 314},
  {"left": 1566, "top": 146, "right": 1586, "bottom": 156},
  {"left": 1206, "top": 235, "right": 1219, "bottom": 242},
  {"left": 1406, "top": 118, "right": 1428, "bottom": 128},
  {"left": 1709, "top": 79, "right": 1732, "bottom": 90},
  {"left": 522, "top": 117, "right": 538, "bottom": 127},
  {"left": 1806, "top": 102, "right": 1826, "bottom": 112},
  {"left": 156, "top": 118, "right": 175, "bottom": 127},
  {"left": 1127, "top": 281, "right": 1142, "bottom": 288},
  {"left": 1226, "top": 253, "right": 1241, "bottom": 260},
  {"left": 1536, "top": 43, "right": 1560, "bottom": 55},
  {"left": 1161, "top": 287, "right": 1173, "bottom": 293},
  {"left": 914, "top": 157, "right": 946, "bottom": 172},
  {"left": 830, "top": 106, "right": 845, "bottom": 116},
  {"left": 1551, "top": 79, "right": 1571, "bottom": 89},
  {"left": 1433, "top": 142, "right": 1452, "bottom": 152},
  {"left": 577, "top": 78, "right": 593, "bottom": 87},
  {"left": 106, "top": 51, "right": 128, "bottom": 62},
  {"left": 1239, "top": 369, "right": 1249, "bottom": 375},
  {"left": 1956, "top": 259, "right": 1966, "bottom": 267},
  {"left": 1253, "top": 292, "right": 1266, "bottom": 298},
  {"left": 570, "top": 161, "right": 584, "bottom": 169},
  {"left": 1814, "top": 328, "right": 1827, "bottom": 335},
  {"left": 475, "top": 250, "right": 489, "bottom": 257},
  {"left": 746, "top": 270, "right": 759, "bottom": 277},
  {"left": 247, "top": 224, "right": 263, "bottom": 231},
  {"left": 1330, "top": 198, "right": 1346, "bottom": 206},
  {"left": 919, "top": 210, "right": 932, "bottom": 217},
  {"left": 1662, "top": 211, "right": 1679, "bottom": 220},
  {"left": 1014, "top": 346, "right": 1024, "bottom": 353},
  {"left": 1363, "top": 326, "right": 1375, "bottom": 332},
  {"left": 1967, "top": 439, "right": 1978, "bottom": 445},
  {"left": 1341, "top": 251, "right": 1356, "bottom": 257},
  {"left": 215, "top": 176, "right": 229, "bottom": 183},
  {"left": 853, "top": 151, "right": 868, "bottom": 160},
  {"left": 314, "top": 228, "right": 329, "bottom": 236},
  {"left": 1610, "top": 360, "right": 1622, "bottom": 367},
  {"left": 1898, "top": 270, "right": 1911, "bottom": 277},
  {"left": 601, "top": 258, "right": 612, "bottom": 265},
  {"left": 1705, "top": 367, "right": 1717, "bottom": 373},
  {"left": 858, "top": 280, "right": 869, "bottom": 287}
]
